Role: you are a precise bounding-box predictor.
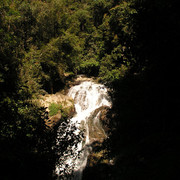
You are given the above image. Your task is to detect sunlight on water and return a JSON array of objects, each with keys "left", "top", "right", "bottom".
[{"left": 55, "top": 80, "right": 111, "bottom": 179}]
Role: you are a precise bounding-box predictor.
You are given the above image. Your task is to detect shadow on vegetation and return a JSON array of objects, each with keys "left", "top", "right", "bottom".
[{"left": 83, "top": 163, "right": 113, "bottom": 180}]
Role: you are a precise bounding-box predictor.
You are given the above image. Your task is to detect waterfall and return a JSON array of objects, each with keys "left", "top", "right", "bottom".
[{"left": 55, "top": 80, "right": 111, "bottom": 179}]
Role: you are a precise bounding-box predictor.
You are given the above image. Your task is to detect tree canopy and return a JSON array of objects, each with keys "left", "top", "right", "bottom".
[{"left": 0, "top": 0, "right": 179, "bottom": 179}]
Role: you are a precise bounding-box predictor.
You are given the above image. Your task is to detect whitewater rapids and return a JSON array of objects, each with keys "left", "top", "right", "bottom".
[{"left": 55, "top": 80, "right": 111, "bottom": 179}]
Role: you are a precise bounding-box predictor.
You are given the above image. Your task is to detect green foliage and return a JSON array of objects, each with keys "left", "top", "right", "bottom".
[
  {"left": 49, "top": 102, "right": 70, "bottom": 120},
  {"left": 79, "top": 59, "right": 100, "bottom": 76},
  {"left": 95, "top": 0, "right": 137, "bottom": 82},
  {"left": 49, "top": 103, "right": 62, "bottom": 116},
  {"left": 1, "top": 0, "right": 179, "bottom": 179},
  {"left": 19, "top": 47, "right": 43, "bottom": 98}
]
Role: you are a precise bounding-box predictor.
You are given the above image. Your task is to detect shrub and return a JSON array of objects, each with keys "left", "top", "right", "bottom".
[{"left": 49, "top": 103, "right": 62, "bottom": 117}]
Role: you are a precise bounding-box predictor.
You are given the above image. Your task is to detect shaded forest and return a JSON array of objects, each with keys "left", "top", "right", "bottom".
[{"left": 0, "top": 0, "right": 179, "bottom": 179}]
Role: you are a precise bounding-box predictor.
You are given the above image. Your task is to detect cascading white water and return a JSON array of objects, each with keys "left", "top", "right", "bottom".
[{"left": 55, "top": 80, "right": 111, "bottom": 179}]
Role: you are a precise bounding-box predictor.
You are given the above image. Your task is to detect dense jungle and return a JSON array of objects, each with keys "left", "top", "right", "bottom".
[{"left": 0, "top": 0, "right": 179, "bottom": 179}]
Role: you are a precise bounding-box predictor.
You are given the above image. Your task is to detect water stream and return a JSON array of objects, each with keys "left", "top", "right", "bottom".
[{"left": 55, "top": 79, "right": 111, "bottom": 179}]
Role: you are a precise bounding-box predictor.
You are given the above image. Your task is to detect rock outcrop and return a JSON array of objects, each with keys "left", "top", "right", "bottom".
[
  {"left": 39, "top": 92, "right": 75, "bottom": 128},
  {"left": 87, "top": 106, "right": 110, "bottom": 144}
]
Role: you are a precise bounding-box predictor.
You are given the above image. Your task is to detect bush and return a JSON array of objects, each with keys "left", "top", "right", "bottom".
[
  {"left": 49, "top": 103, "right": 62, "bottom": 117},
  {"left": 79, "top": 59, "right": 100, "bottom": 76}
]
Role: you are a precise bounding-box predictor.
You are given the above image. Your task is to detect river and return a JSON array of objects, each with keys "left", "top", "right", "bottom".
[{"left": 55, "top": 78, "right": 111, "bottom": 179}]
